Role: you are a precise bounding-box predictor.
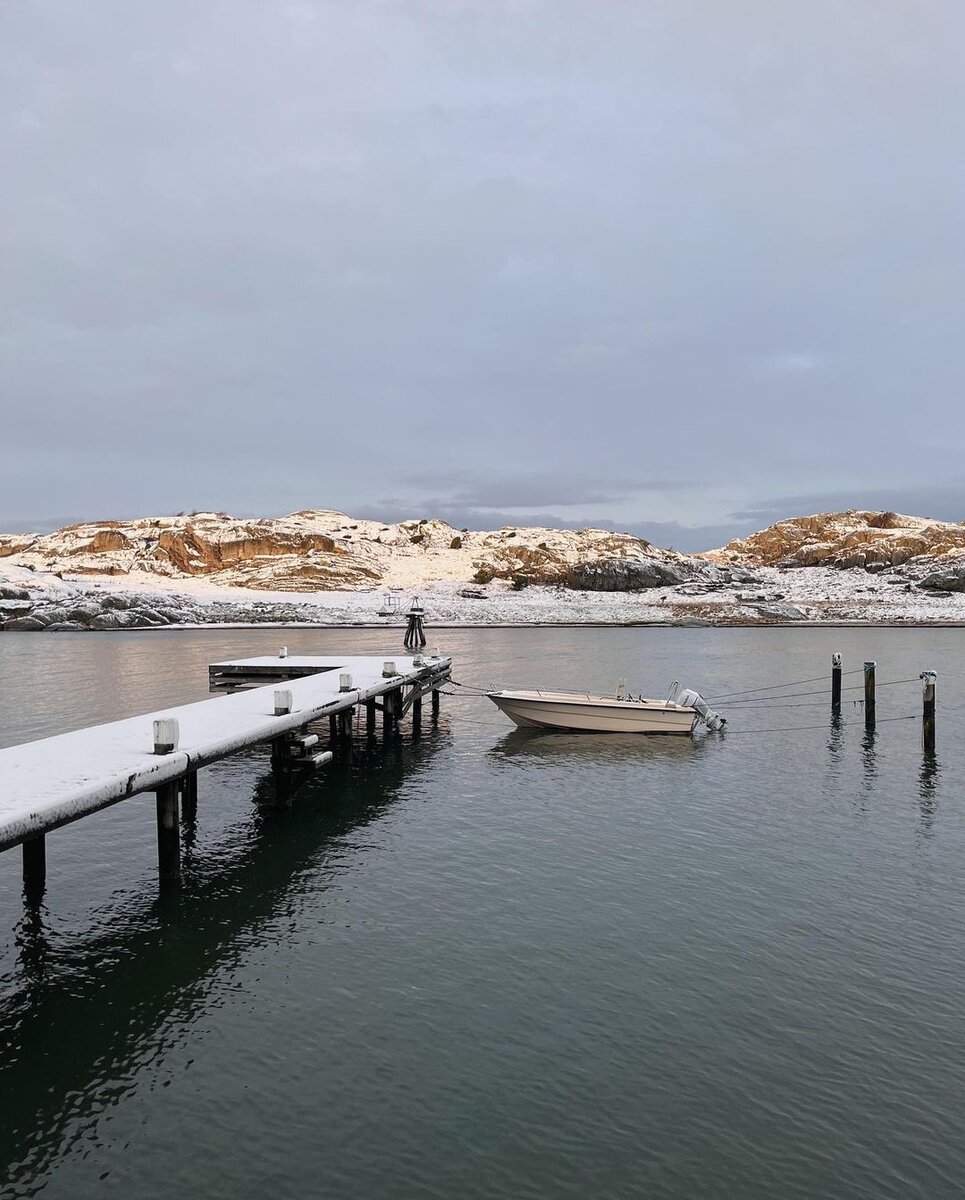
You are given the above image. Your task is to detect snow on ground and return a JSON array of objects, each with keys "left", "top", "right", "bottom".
[{"left": 3, "top": 560, "right": 965, "bottom": 627}]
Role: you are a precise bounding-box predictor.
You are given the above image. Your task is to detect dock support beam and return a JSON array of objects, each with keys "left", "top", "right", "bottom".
[
  {"left": 22, "top": 835, "right": 46, "bottom": 898},
  {"left": 366, "top": 699, "right": 377, "bottom": 737},
  {"left": 831, "top": 653, "right": 842, "bottom": 713},
  {"left": 155, "top": 782, "right": 181, "bottom": 883},
  {"left": 432, "top": 688, "right": 440, "bottom": 722},
  {"left": 864, "top": 661, "right": 876, "bottom": 730},
  {"left": 412, "top": 694, "right": 422, "bottom": 737}
]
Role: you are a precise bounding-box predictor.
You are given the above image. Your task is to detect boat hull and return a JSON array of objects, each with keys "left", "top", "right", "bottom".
[{"left": 487, "top": 691, "right": 697, "bottom": 734}]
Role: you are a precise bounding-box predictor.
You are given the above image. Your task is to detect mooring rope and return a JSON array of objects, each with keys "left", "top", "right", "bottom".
[
  {"left": 707, "top": 670, "right": 863, "bottom": 700},
  {"left": 723, "top": 676, "right": 923, "bottom": 706}
]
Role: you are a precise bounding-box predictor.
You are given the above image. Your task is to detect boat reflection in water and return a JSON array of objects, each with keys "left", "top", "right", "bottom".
[{"left": 488, "top": 728, "right": 706, "bottom": 766}]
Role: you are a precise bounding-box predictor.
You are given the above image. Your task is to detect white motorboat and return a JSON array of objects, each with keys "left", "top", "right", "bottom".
[{"left": 487, "top": 683, "right": 725, "bottom": 735}]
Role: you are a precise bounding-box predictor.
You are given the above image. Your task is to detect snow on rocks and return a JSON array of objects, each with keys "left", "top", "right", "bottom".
[{"left": 712, "top": 509, "right": 965, "bottom": 569}]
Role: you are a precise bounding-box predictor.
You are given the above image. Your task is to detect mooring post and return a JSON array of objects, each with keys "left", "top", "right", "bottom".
[
  {"left": 921, "top": 670, "right": 937, "bottom": 753},
  {"left": 864, "top": 661, "right": 876, "bottom": 730},
  {"left": 155, "top": 781, "right": 181, "bottom": 883},
  {"left": 831, "top": 652, "right": 842, "bottom": 713},
  {"left": 22, "top": 834, "right": 46, "bottom": 897}
]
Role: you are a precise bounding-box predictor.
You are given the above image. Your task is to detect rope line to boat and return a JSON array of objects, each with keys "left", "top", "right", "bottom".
[
  {"left": 722, "top": 713, "right": 921, "bottom": 735},
  {"left": 706, "top": 670, "right": 863, "bottom": 700},
  {"left": 439, "top": 711, "right": 927, "bottom": 735},
  {"left": 723, "top": 677, "right": 923, "bottom": 705}
]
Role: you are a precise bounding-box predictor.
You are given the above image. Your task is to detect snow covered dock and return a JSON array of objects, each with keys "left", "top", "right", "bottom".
[{"left": 0, "top": 652, "right": 451, "bottom": 894}]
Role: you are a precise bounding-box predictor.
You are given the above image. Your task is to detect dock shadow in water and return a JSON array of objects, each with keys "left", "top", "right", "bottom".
[{"left": 0, "top": 728, "right": 451, "bottom": 1195}]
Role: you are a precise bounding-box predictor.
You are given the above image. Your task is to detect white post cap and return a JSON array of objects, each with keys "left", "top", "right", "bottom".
[
  {"left": 153, "top": 718, "right": 179, "bottom": 754},
  {"left": 274, "top": 688, "right": 294, "bottom": 715}
]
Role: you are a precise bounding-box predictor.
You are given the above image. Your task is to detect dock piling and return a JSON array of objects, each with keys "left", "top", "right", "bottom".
[
  {"left": 22, "top": 835, "right": 46, "bottom": 897},
  {"left": 431, "top": 688, "right": 440, "bottom": 722},
  {"left": 921, "top": 671, "right": 937, "bottom": 753},
  {"left": 831, "top": 653, "right": 842, "bottom": 712},
  {"left": 155, "top": 781, "right": 181, "bottom": 883},
  {"left": 180, "top": 770, "right": 198, "bottom": 820},
  {"left": 864, "top": 661, "right": 876, "bottom": 730},
  {"left": 366, "top": 699, "right": 377, "bottom": 737}
]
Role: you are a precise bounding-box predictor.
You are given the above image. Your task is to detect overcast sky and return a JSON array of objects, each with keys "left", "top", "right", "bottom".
[{"left": 3, "top": 1, "right": 965, "bottom": 550}]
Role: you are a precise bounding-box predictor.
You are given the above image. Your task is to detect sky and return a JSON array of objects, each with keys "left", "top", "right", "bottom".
[{"left": 3, "top": 0, "right": 965, "bottom": 551}]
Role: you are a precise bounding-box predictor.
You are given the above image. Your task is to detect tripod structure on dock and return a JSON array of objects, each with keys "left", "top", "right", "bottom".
[{"left": 404, "top": 596, "right": 427, "bottom": 649}]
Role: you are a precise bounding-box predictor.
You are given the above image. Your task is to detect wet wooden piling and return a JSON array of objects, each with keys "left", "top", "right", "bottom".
[
  {"left": 864, "top": 661, "right": 876, "bottom": 729},
  {"left": 921, "top": 671, "right": 937, "bottom": 753}
]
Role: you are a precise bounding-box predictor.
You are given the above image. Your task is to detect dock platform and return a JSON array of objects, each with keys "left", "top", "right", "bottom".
[{"left": 0, "top": 652, "right": 451, "bottom": 894}]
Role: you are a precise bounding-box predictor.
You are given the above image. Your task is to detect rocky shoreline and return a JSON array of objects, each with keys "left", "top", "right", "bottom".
[
  {"left": 3, "top": 556, "right": 965, "bottom": 632},
  {"left": 4, "top": 507, "right": 965, "bottom": 631}
]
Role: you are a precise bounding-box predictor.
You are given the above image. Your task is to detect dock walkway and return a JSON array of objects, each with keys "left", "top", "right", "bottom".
[{"left": 0, "top": 653, "right": 451, "bottom": 889}]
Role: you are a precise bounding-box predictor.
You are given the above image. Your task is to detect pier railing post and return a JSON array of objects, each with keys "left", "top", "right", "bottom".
[
  {"left": 864, "top": 661, "right": 876, "bottom": 730},
  {"left": 921, "top": 671, "right": 937, "bottom": 753},
  {"left": 155, "top": 781, "right": 181, "bottom": 884},
  {"left": 831, "top": 653, "right": 842, "bottom": 713}
]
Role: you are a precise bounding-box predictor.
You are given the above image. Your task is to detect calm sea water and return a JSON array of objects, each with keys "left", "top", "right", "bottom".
[{"left": 1, "top": 626, "right": 964, "bottom": 1199}]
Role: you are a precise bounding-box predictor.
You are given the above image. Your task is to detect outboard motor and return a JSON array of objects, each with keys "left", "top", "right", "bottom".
[{"left": 673, "top": 686, "right": 727, "bottom": 731}]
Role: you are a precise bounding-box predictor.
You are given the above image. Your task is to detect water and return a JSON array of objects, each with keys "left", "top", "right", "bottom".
[{"left": 1, "top": 626, "right": 964, "bottom": 1199}]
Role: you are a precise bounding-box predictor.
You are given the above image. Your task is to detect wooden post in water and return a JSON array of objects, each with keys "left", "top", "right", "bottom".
[
  {"left": 337, "top": 707, "right": 354, "bottom": 741},
  {"left": 22, "top": 835, "right": 46, "bottom": 896},
  {"left": 921, "top": 671, "right": 937, "bottom": 753},
  {"left": 831, "top": 652, "right": 842, "bottom": 713},
  {"left": 864, "top": 661, "right": 876, "bottom": 730},
  {"left": 366, "top": 699, "right": 377, "bottom": 737},
  {"left": 431, "top": 687, "right": 440, "bottom": 722},
  {"left": 181, "top": 770, "right": 198, "bottom": 821},
  {"left": 412, "top": 693, "right": 422, "bottom": 737},
  {"left": 155, "top": 781, "right": 181, "bottom": 883}
]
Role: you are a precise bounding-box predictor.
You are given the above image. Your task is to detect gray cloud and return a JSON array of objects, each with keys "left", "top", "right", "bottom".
[
  {"left": 733, "top": 484, "right": 965, "bottom": 527},
  {"left": 3, "top": 1, "right": 964, "bottom": 535}
]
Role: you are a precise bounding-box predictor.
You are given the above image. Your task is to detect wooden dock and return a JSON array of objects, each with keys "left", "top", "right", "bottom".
[{"left": 0, "top": 651, "right": 451, "bottom": 895}]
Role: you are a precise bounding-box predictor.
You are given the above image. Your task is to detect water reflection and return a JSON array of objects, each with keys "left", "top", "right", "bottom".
[
  {"left": 918, "top": 751, "right": 940, "bottom": 831},
  {"left": 0, "top": 729, "right": 449, "bottom": 1193},
  {"left": 860, "top": 727, "right": 878, "bottom": 793},
  {"left": 488, "top": 728, "right": 704, "bottom": 766},
  {"left": 826, "top": 712, "right": 844, "bottom": 762}
]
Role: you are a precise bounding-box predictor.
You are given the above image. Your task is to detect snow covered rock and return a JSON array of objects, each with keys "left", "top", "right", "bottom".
[
  {"left": 749, "top": 603, "right": 811, "bottom": 621},
  {"left": 3, "top": 615, "right": 47, "bottom": 631},
  {"left": 918, "top": 564, "right": 965, "bottom": 592},
  {"left": 712, "top": 510, "right": 965, "bottom": 569}
]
